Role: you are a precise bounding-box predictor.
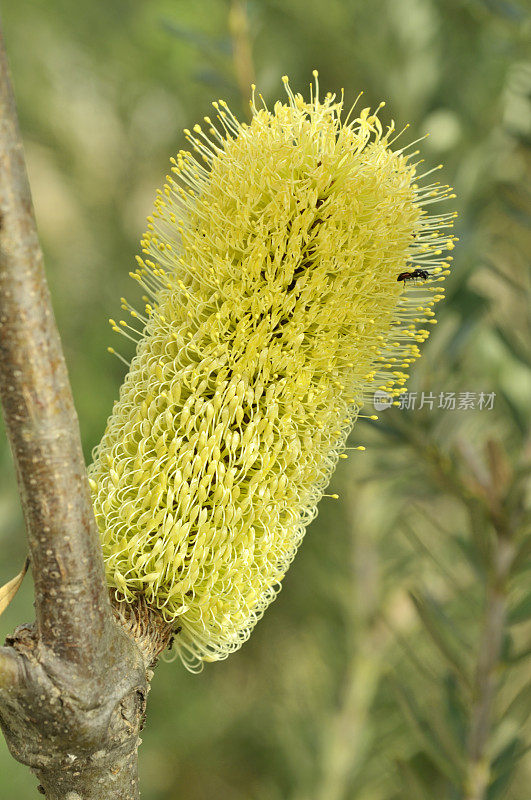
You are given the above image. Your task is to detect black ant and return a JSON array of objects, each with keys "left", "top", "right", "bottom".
[
  {"left": 397, "top": 268, "right": 429, "bottom": 284},
  {"left": 167, "top": 626, "right": 182, "bottom": 651}
]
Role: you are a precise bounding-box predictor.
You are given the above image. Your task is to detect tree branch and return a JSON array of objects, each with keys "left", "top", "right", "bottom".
[
  {"left": 0, "top": 24, "right": 112, "bottom": 672},
  {"left": 0, "top": 27, "right": 154, "bottom": 797}
]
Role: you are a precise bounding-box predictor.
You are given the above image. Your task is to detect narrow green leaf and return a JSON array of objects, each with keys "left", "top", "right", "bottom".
[
  {"left": 501, "top": 682, "right": 531, "bottom": 727},
  {"left": 402, "top": 520, "right": 470, "bottom": 600},
  {"left": 508, "top": 593, "right": 531, "bottom": 625},
  {"left": 497, "top": 388, "right": 529, "bottom": 437},
  {"left": 504, "top": 643, "right": 531, "bottom": 664},
  {"left": 386, "top": 616, "right": 439, "bottom": 684},
  {"left": 395, "top": 758, "right": 431, "bottom": 800},
  {"left": 493, "top": 325, "right": 530, "bottom": 370},
  {"left": 484, "top": 258, "right": 525, "bottom": 294},
  {"left": 160, "top": 20, "right": 232, "bottom": 56},
  {"left": 467, "top": 501, "right": 495, "bottom": 570},
  {"left": 499, "top": 188, "right": 531, "bottom": 227},
  {"left": 511, "top": 534, "right": 531, "bottom": 575},
  {"left": 500, "top": 630, "right": 514, "bottom": 663},
  {"left": 409, "top": 591, "right": 471, "bottom": 686},
  {"left": 444, "top": 674, "right": 467, "bottom": 748},
  {"left": 487, "top": 768, "right": 514, "bottom": 800},
  {"left": 476, "top": 0, "right": 527, "bottom": 23},
  {"left": 193, "top": 69, "right": 235, "bottom": 92},
  {"left": 392, "top": 680, "right": 463, "bottom": 786},
  {"left": 454, "top": 533, "right": 487, "bottom": 578},
  {"left": 487, "top": 738, "right": 528, "bottom": 800}
]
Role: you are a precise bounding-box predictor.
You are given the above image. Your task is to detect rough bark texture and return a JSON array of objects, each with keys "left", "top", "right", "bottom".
[
  {"left": 0, "top": 23, "right": 163, "bottom": 799},
  {"left": 0, "top": 623, "right": 147, "bottom": 800}
]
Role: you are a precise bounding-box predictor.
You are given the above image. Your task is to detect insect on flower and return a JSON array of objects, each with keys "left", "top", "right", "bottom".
[{"left": 397, "top": 268, "right": 430, "bottom": 283}]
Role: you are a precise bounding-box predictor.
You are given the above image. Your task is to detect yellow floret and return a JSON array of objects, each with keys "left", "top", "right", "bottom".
[{"left": 88, "top": 76, "right": 455, "bottom": 671}]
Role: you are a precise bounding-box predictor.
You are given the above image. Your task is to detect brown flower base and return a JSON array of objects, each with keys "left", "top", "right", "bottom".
[{"left": 111, "top": 594, "right": 175, "bottom": 668}]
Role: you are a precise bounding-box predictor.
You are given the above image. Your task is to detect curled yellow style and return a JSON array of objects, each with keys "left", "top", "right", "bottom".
[{"left": 88, "top": 73, "right": 456, "bottom": 671}]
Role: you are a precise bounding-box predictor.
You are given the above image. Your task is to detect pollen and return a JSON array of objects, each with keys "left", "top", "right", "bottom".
[{"left": 88, "top": 76, "right": 456, "bottom": 671}]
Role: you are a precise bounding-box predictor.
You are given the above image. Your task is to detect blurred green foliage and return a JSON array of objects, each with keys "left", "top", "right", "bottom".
[{"left": 1, "top": 0, "right": 530, "bottom": 798}]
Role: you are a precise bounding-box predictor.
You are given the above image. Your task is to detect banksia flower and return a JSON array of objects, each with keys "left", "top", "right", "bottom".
[{"left": 88, "top": 74, "right": 456, "bottom": 671}]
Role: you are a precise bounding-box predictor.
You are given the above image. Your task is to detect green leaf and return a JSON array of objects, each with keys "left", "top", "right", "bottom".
[
  {"left": 388, "top": 618, "right": 439, "bottom": 684},
  {"left": 193, "top": 68, "right": 235, "bottom": 92},
  {"left": 444, "top": 674, "right": 467, "bottom": 748},
  {"left": 160, "top": 20, "right": 232, "bottom": 56},
  {"left": 508, "top": 593, "right": 531, "bottom": 625},
  {"left": 409, "top": 591, "right": 471, "bottom": 685},
  {"left": 499, "top": 187, "right": 531, "bottom": 227},
  {"left": 493, "top": 325, "right": 530, "bottom": 370},
  {"left": 500, "top": 630, "right": 514, "bottom": 663},
  {"left": 511, "top": 534, "right": 531, "bottom": 575},
  {"left": 497, "top": 389, "right": 529, "bottom": 437},
  {"left": 395, "top": 758, "right": 431, "bottom": 800},
  {"left": 454, "top": 534, "right": 487, "bottom": 578},
  {"left": 501, "top": 681, "right": 531, "bottom": 728},
  {"left": 504, "top": 643, "right": 531, "bottom": 664},
  {"left": 475, "top": 0, "right": 527, "bottom": 22},
  {"left": 392, "top": 681, "right": 463, "bottom": 785},
  {"left": 484, "top": 258, "right": 525, "bottom": 294},
  {"left": 401, "top": 521, "right": 470, "bottom": 600},
  {"left": 487, "top": 738, "right": 527, "bottom": 800},
  {"left": 467, "top": 501, "right": 496, "bottom": 571}
]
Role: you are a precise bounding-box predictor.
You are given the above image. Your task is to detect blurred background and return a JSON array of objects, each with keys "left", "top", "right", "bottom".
[{"left": 0, "top": 0, "right": 530, "bottom": 798}]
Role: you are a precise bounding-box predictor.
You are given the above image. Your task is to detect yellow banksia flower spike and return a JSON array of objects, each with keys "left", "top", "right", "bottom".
[{"left": 88, "top": 74, "right": 456, "bottom": 671}]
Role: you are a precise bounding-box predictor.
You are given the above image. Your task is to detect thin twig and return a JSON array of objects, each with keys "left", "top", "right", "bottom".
[{"left": 229, "top": 0, "right": 255, "bottom": 114}]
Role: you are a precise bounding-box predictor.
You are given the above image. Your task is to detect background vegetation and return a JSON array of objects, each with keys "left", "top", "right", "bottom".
[{"left": 1, "top": 0, "right": 530, "bottom": 798}]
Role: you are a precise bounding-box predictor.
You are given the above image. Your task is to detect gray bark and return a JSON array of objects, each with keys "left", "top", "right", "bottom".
[{"left": 0, "top": 22, "right": 168, "bottom": 798}]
